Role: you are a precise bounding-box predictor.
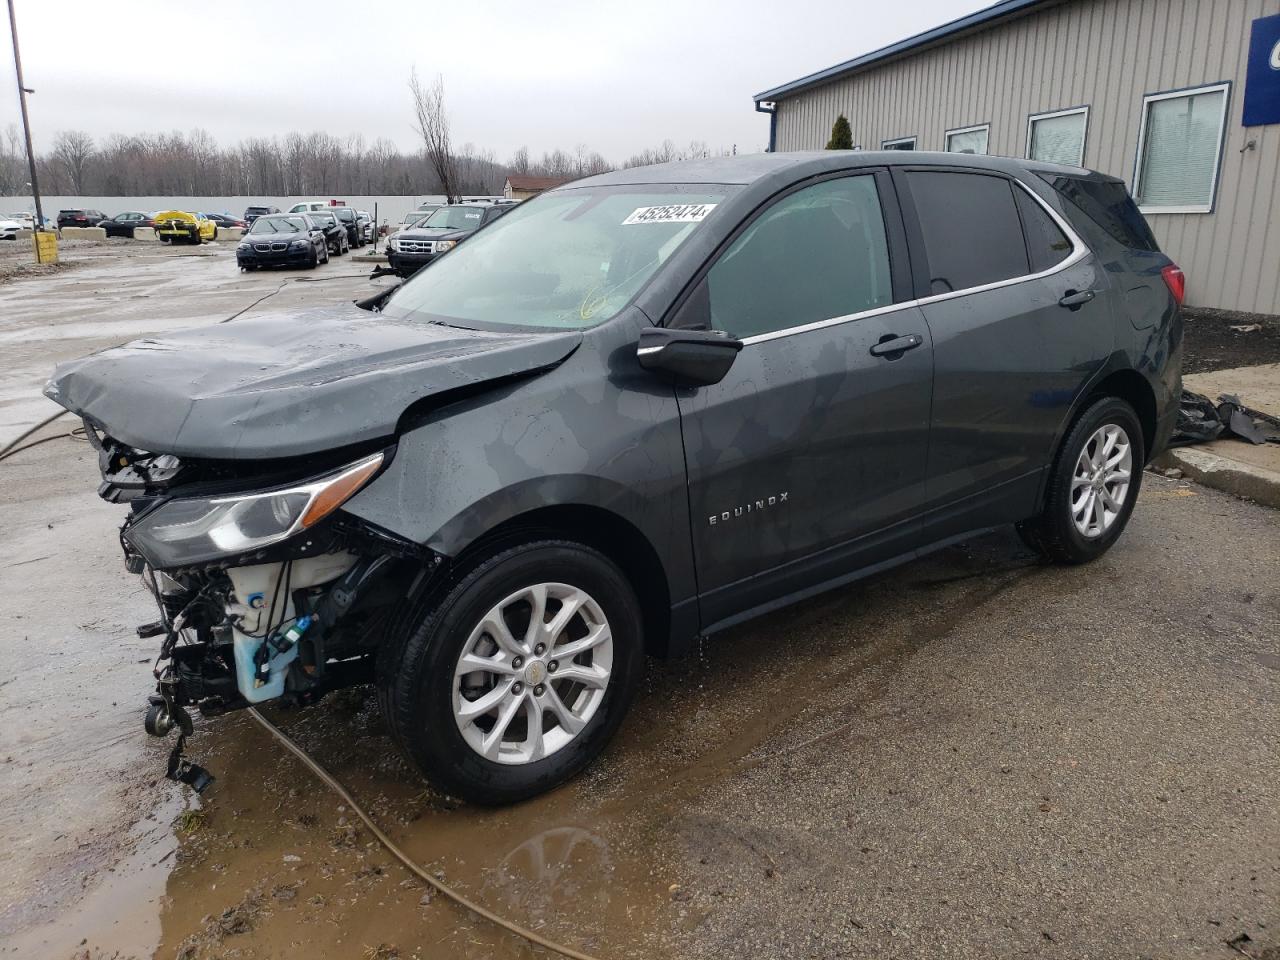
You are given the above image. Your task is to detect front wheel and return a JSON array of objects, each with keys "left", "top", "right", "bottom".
[
  {"left": 1017, "top": 396, "right": 1144, "bottom": 564},
  {"left": 379, "top": 541, "right": 644, "bottom": 805}
]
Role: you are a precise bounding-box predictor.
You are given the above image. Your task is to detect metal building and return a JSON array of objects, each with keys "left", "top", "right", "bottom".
[{"left": 754, "top": 0, "right": 1280, "bottom": 316}]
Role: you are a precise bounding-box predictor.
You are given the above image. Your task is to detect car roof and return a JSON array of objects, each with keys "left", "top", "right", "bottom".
[{"left": 568, "top": 150, "right": 1099, "bottom": 189}]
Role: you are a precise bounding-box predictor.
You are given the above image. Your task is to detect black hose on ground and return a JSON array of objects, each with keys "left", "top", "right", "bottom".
[{"left": 246, "top": 708, "right": 605, "bottom": 960}]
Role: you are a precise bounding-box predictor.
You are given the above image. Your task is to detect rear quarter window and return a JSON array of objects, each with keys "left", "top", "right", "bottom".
[
  {"left": 1014, "top": 189, "right": 1074, "bottom": 273},
  {"left": 1038, "top": 174, "right": 1159, "bottom": 252}
]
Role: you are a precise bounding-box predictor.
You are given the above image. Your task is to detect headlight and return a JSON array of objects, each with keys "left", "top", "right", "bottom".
[
  {"left": 125, "top": 452, "right": 384, "bottom": 568},
  {"left": 237, "top": 242, "right": 251, "bottom": 251},
  {"left": 389, "top": 236, "right": 401, "bottom": 251},
  {"left": 433, "top": 240, "right": 456, "bottom": 253},
  {"left": 289, "top": 239, "right": 308, "bottom": 250}
]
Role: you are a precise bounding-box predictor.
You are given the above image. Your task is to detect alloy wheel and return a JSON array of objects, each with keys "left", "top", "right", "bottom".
[
  {"left": 1071, "top": 423, "right": 1132, "bottom": 538},
  {"left": 452, "top": 582, "right": 613, "bottom": 765}
]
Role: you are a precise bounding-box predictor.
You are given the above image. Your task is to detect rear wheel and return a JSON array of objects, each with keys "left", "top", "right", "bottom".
[
  {"left": 379, "top": 541, "right": 644, "bottom": 805},
  {"left": 1017, "top": 396, "right": 1144, "bottom": 564}
]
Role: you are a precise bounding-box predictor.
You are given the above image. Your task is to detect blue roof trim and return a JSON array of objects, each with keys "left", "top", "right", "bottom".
[{"left": 753, "top": 0, "right": 1059, "bottom": 103}]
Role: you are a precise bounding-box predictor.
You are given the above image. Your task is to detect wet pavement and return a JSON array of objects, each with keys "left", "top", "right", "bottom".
[{"left": 1, "top": 244, "right": 1277, "bottom": 960}]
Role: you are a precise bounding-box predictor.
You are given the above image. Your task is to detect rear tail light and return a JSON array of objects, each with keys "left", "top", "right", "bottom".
[{"left": 1161, "top": 264, "right": 1185, "bottom": 306}]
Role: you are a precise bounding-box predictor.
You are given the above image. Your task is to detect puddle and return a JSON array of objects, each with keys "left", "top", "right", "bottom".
[{"left": 0, "top": 503, "right": 1049, "bottom": 960}]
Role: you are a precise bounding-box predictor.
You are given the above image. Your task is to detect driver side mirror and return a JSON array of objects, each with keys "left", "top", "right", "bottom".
[{"left": 637, "top": 326, "right": 742, "bottom": 387}]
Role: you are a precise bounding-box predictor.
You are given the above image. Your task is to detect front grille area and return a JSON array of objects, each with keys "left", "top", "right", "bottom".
[
  {"left": 254, "top": 242, "right": 288, "bottom": 252},
  {"left": 398, "top": 239, "right": 434, "bottom": 254}
]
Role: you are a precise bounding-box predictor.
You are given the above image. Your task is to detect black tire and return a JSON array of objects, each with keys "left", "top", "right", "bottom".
[
  {"left": 379, "top": 540, "right": 644, "bottom": 805},
  {"left": 1017, "top": 396, "right": 1145, "bottom": 565},
  {"left": 319, "top": 242, "right": 329, "bottom": 264}
]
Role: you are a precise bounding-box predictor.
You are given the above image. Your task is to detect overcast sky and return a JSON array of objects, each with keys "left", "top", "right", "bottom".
[{"left": 2, "top": 0, "right": 986, "bottom": 161}]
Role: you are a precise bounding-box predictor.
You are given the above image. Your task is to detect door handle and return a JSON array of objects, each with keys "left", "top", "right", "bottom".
[
  {"left": 1058, "top": 288, "right": 1096, "bottom": 309},
  {"left": 869, "top": 333, "right": 924, "bottom": 358}
]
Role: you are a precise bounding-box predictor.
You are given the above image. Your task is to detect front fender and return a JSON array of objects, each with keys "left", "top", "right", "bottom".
[{"left": 341, "top": 317, "right": 696, "bottom": 605}]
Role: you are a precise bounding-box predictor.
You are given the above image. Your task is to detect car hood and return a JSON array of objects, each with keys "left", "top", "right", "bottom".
[
  {"left": 44, "top": 303, "right": 582, "bottom": 460},
  {"left": 243, "top": 230, "right": 310, "bottom": 243}
]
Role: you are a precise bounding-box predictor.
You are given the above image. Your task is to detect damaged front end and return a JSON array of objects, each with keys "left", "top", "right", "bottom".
[{"left": 86, "top": 420, "right": 436, "bottom": 790}]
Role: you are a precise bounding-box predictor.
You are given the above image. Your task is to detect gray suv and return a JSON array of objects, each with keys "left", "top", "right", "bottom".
[{"left": 46, "top": 152, "right": 1182, "bottom": 804}]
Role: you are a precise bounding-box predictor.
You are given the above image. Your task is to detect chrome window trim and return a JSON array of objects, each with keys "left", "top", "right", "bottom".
[{"left": 737, "top": 178, "right": 1087, "bottom": 347}]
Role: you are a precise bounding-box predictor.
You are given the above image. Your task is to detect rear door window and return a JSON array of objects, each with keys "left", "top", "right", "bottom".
[
  {"left": 1014, "top": 189, "right": 1074, "bottom": 272},
  {"left": 705, "top": 175, "right": 893, "bottom": 339},
  {"left": 906, "top": 171, "right": 1028, "bottom": 294}
]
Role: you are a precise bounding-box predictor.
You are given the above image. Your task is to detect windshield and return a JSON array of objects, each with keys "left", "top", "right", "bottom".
[
  {"left": 421, "top": 206, "right": 488, "bottom": 230},
  {"left": 249, "top": 216, "right": 308, "bottom": 234},
  {"left": 310, "top": 212, "right": 337, "bottom": 224},
  {"left": 382, "top": 186, "right": 730, "bottom": 330},
  {"left": 334, "top": 209, "right": 355, "bottom": 221}
]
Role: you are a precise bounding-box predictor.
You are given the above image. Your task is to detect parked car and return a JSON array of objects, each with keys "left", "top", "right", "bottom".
[
  {"left": 330, "top": 206, "right": 364, "bottom": 248},
  {"left": 57, "top": 209, "right": 108, "bottom": 230},
  {"left": 153, "top": 211, "right": 217, "bottom": 244},
  {"left": 0, "top": 217, "right": 22, "bottom": 240},
  {"left": 205, "top": 213, "right": 247, "bottom": 230},
  {"left": 399, "top": 206, "right": 439, "bottom": 231},
  {"left": 243, "top": 205, "right": 280, "bottom": 225},
  {"left": 45, "top": 152, "right": 1182, "bottom": 806},
  {"left": 356, "top": 210, "right": 374, "bottom": 243},
  {"left": 98, "top": 212, "right": 155, "bottom": 238},
  {"left": 387, "top": 203, "right": 510, "bottom": 276},
  {"left": 288, "top": 201, "right": 332, "bottom": 214},
  {"left": 235, "top": 213, "right": 328, "bottom": 271},
  {"left": 306, "top": 209, "right": 349, "bottom": 255},
  {"left": 7, "top": 212, "right": 35, "bottom": 230}
]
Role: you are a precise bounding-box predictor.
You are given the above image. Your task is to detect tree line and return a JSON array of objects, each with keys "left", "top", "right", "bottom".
[{"left": 0, "top": 122, "right": 732, "bottom": 200}]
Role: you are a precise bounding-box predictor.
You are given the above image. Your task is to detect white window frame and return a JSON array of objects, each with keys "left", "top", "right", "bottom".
[
  {"left": 1132, "top": 81, "right": 1231, "bottom": 215},
  {"left": 881, "top": 135, "right": 917, "bottom": 150},
  {"left": 944, "top": 123, "right": 990, "bottom": 154},
  {"left": 1025, "top": 105, "right": 1089, "bottom": 166}
]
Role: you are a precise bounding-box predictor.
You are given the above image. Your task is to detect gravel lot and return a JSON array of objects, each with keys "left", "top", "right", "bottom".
[{"left": 1, "top": 242, "right": 1276, "bottom": 960}]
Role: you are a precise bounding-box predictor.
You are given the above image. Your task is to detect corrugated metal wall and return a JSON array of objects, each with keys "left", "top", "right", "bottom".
[{"left": 772, "top": 0, "right": 1280, "bottom": 315}]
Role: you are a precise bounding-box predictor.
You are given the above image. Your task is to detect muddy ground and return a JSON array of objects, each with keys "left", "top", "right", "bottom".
[
  {"left": 1182, "top": 309, "right": 1280, "bottom": 376},
  {"left": 0, "top": 241, "right": 1277, "bottom": 960}
]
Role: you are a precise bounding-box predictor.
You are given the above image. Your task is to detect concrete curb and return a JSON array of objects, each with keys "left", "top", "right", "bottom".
[
  {"left": 60, "top": 226, "right": 107, "bottom": 241},
  {"left": 1152, "top": 446, "right": 1280, "bottom": 509}
]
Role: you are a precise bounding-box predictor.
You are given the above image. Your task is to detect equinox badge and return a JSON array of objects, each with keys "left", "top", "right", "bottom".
[{"left": 709, "top": 492, "right": 788, "bottom": 526}]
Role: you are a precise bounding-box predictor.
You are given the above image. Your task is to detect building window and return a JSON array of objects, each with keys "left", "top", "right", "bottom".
[
  {"left": 944, "top": 123, "right": 989, "bottom": 155},
  {"left": 1133, "top": 82, "right": 1230, "bottom": 214},
  {"left": 1027, "top": 106, "right": 1088, "bottom": 166},
  {"left": 882, "top": 136, "right": 916, "bottom": 150}
]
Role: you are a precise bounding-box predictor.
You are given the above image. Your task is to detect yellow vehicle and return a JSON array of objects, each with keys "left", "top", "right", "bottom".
[{"left": 153, "top": 210, "right": 217, "bottom": 244}]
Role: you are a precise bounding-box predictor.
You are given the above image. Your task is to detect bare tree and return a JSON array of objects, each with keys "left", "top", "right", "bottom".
[
  {"left": 51, "top": 130, "right": 95, "bottom": 194},
  {"left": 408, "top": 69, "right": 460, "bottom": 202},
  {"left": 0, "top": 124, "right": 26, "bottom": 195},
  {"left": 508, "top": 145, "right": 530, "bottom": 175}
]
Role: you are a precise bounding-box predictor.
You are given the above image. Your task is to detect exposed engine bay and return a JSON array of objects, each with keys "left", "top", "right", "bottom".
[{"left": 86, "top": 418, "right": 436, "bottom": 790}]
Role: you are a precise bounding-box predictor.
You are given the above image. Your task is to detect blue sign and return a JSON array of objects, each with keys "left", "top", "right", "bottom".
[{"left": 1243, "top": 13, "right": 1280, "bottom": 126}]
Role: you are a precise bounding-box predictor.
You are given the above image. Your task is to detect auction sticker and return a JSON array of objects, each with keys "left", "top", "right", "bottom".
[{"left": 623, "top": 203, "right": 716, "bottom": 225}]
